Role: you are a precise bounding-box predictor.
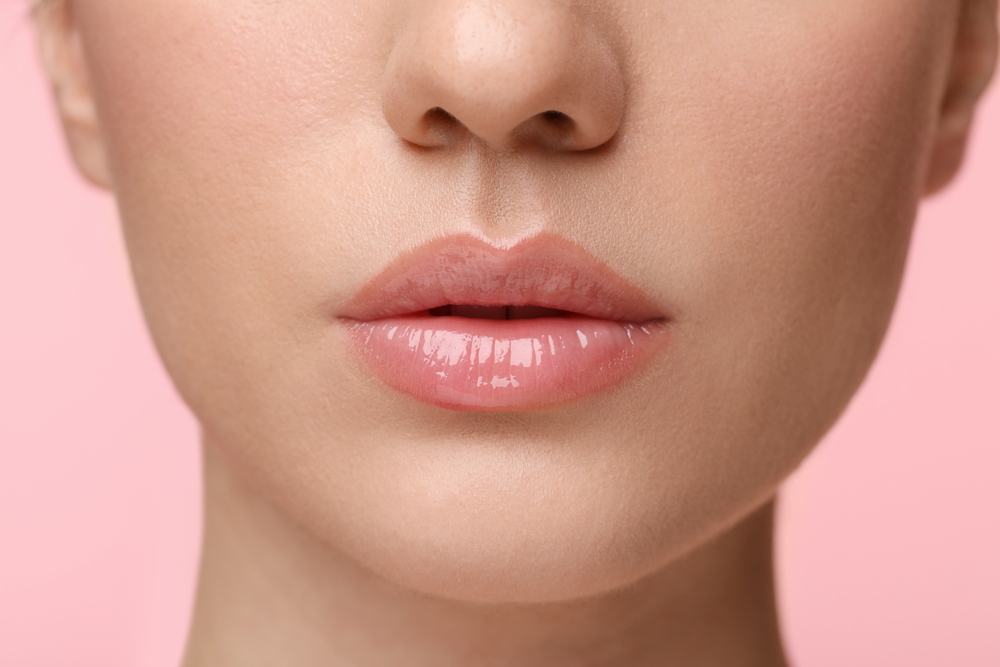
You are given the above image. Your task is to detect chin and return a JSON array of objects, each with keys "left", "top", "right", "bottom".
[
  {"left": 292, "top": 439, "right": 710, "bottom": 605},
  {"left": 345, "top": 509, "right": 667, "bottom": 605}
]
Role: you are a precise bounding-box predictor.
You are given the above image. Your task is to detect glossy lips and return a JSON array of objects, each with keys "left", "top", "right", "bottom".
[{"left": 340, "top": 234, "right": 670, "bottom": 410}]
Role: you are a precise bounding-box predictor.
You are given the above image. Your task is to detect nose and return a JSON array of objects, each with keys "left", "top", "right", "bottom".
[{"left": 382, "top": 0, "right": 625, "bottom": 152}]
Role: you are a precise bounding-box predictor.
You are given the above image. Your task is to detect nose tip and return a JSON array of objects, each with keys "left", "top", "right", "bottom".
[{"left": 382, "top": 0, "right": 625, "bottom": 152}]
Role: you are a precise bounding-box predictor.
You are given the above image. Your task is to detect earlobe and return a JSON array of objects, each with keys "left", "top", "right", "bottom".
[
  {"left": 34, "top": 0, "right": 112, "bottom": 189},
  {"left": 924, "top": 0, "right": 998, "bottom": 195}
]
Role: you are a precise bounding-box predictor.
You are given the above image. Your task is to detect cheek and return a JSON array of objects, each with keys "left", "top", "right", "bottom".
[
  {"left": 74, "top": 0, "right": 390, "bottom": 407},
  {"left": 628, "top": 0, "right": 951, "bottom": 430}
]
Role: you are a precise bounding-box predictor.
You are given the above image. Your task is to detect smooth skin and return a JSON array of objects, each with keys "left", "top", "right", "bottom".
[{"left": 35, "top": 0, "right": 996, "bottom": 665}]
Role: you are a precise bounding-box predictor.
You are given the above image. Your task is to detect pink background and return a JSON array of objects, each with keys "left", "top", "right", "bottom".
[{"left": 1, "top": 9, "right": 997, "bottom": 665}]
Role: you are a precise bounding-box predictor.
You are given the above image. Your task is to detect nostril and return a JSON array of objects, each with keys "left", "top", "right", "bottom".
[
  {"left": 416, "top": 107, "right": 463, "bottom": 146},
  {"left": 426, "top": 107, "right": 458, "bottom": 124},
  {"left": 520, "top": 110, "right": 576, "bottom": 150},
  {"left": 541, "top": 110, "right": 573, "bottom": 127}
]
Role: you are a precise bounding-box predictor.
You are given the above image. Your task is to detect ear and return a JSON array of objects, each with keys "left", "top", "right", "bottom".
[
  {"left": 924, "top": 0, "right": 998, "bottom": 195},
  {"left": 34, "top": 0, "right": 112, "bottom": 189}
]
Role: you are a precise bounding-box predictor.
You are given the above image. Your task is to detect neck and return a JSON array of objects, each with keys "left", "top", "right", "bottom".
[{"left": 183, "top": 439, "right": 788, "bottom": 667}]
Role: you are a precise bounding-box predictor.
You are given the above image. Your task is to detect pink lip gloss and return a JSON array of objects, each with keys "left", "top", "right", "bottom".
[
  {"left": 340, "top": 233, "right": 671, "bottom": 411},
  {"left": 349, "top": 316, "right": 665, "bottom": 410}
]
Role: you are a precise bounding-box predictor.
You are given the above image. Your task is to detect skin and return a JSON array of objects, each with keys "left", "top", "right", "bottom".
[{"left": 34, "top": 0, "right": 997, "bottom": 665}]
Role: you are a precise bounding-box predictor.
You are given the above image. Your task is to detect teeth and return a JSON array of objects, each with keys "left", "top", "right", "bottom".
[{"left": 429, "top": 305, "right": 570, "bottom": 320}]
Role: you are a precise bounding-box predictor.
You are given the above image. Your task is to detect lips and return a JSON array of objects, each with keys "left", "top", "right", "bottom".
[{"left": 339, "top": 234, "right": 670, "bottom": 411}]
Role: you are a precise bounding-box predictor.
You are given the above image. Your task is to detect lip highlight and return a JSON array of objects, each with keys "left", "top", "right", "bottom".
[{"left": 340, "top": 234, "right": 670, "bottom": 410}]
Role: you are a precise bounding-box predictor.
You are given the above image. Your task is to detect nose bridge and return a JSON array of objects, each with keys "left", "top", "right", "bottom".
[{"left": 382, "top": 0, "right": 625, "bottom": 151}]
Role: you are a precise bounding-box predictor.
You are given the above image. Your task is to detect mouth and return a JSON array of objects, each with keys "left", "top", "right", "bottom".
[{"left": 339, "top": 234, "right": 671, "bottom": 411}]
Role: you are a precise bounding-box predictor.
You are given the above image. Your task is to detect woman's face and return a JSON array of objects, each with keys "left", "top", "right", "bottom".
[{"left": 61, "top": 0, "right": 964, "bottom": 602}]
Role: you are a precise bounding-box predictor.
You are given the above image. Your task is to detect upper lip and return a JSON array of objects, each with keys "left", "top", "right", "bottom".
[{"left": 339, "top": 233, "right": 668, "bottom": 323}]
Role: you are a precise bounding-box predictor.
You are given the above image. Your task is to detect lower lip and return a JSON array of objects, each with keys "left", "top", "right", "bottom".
[{"left": 347, "top": 316, "right": 668, "bottom": 411}]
